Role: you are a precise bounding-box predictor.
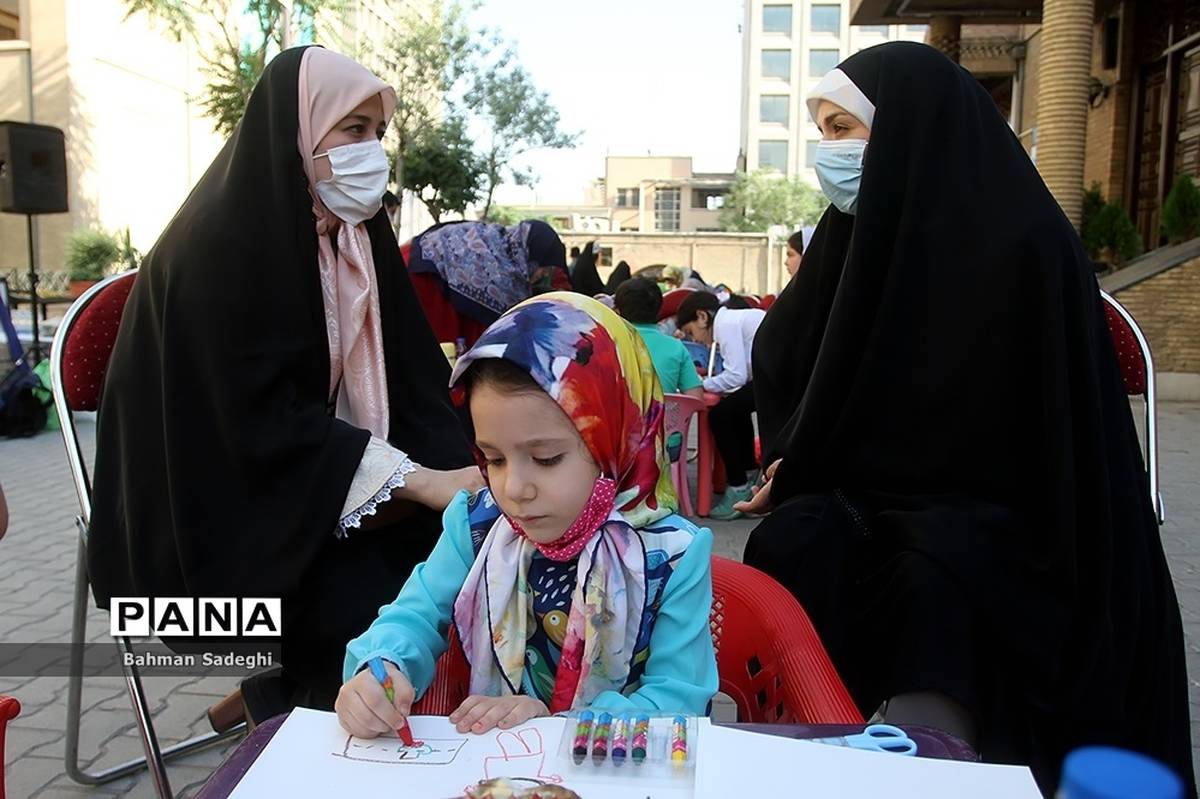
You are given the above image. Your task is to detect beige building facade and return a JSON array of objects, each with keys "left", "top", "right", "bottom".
[
  {"left": 740, "top": 0, "right": 927, "bottom": 183},
  {"left": 509, "top": 156, "right": 736, "bottom": 234}
]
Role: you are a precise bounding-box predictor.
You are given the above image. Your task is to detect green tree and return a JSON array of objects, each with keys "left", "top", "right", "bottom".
[
  {"left": 125, "top": 0, "right": 339, "bottom": 136},
  {"left": 719, "top": 170, "right": 828, "bottom": 232},
  {"left": 366, "top": 1, "right": 490, "bottom": 227},
  {"left": 1161, "top": 173, "right": 1200, "bottom": 244},
  {"left": 467, "top": 64, "right": 580, "bottom": 220},
  {"left": 401, "top": 115, "right": 484, "bottom": 223}
]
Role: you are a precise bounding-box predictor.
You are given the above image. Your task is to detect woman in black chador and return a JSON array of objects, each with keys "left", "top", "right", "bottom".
[
  {"left": 740, "top": 42, "right": 1193, "bottom": 793},
  {"left": 87, "top": 47, "right": 480, "bottom": 720}
]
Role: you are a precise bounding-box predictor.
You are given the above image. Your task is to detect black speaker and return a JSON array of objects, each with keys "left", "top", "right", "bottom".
[{"left": 0, "top": 121, "right": 68, "bottom": 215}]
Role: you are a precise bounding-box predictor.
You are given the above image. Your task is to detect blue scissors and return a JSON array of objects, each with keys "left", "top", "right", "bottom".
[{"left": 809, "top": 724, "right": 918, "bottom": 756}]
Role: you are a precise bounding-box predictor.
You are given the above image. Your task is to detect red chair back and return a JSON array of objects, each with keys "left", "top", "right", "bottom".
[
  {"left": 411, "top": 627, "right": 471, "bottom": 716},
  {"left": 0, "top": 695, "right": 21, "bottom": 799},
  {"left": 414, "top": 557, "right": 862, "bottom": 724},
  {"left": 59, "top": 272, "right": 136, "bottom": 412},
  {"left": 1101, "top": 296, "right": 1148, "bottom": 395},
  {"left": 710, "top": 556, "right": 862, "bottom": 724},
  {"left": 663, "top": 393, "right": 705, "bottom": 517},
  {"left": 760, "top": 294, "right": 777, "bottom": 311},
  {"left": 658, "top": 288, "right": 696, "bottom": 321}
]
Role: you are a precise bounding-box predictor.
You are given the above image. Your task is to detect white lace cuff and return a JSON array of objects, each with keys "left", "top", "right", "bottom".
[{"left": 336, "top": 437, "right": 417, "bottom": 538}]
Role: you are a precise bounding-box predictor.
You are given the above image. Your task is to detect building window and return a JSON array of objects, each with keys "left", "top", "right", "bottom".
[
  {"left": 810, "top": 4, "right": 841, "bottom": 34},
  {"left": 692, "top": 189, "right": 728, "bottom": 209},
  {"left": 760, "top": 94, "right": 790, "bottom": 125},
  {"left": 655, "top": 188, "right": 681, "bottom": 231},
  {"left": 759, "top": 140, "right": 788, "bottom": 172},
  {"left": 809, "top": 49, "right": 840, "bottom": 77},
  {"left": 806, "top": 140, "right": 819, "bottom": 167},
  {"left": 762, "top": 49, "right": 791, "bottom": 80},
  {"left": 857, "top": 25, "right": 889, "bottom": 36},
  {"left": 615, "top": 187, "right": 640, "bottom": 207},
  {"left": 762, "top": 4, "right": 792, "bottom": 34}
]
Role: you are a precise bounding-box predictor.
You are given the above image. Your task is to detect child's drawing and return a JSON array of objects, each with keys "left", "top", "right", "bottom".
[
  {"left": 336, "top": 736, "right": 467, "bottom": 766},
  {"left": 481, "top": 728, "right": 562, "bottom": 784}
]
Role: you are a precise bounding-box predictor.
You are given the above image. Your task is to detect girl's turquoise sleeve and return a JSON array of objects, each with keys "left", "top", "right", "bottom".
[
  {"left": 590, "top": 528, "right": 718, "bottom": 715},
  {"left": 342, "top": 490, "right": 475, "bottom": 696}
]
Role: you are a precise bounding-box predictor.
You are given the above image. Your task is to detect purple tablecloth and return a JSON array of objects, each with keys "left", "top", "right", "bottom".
[{"left": 195, "top": 715, "right": 976, "bottom": 798}]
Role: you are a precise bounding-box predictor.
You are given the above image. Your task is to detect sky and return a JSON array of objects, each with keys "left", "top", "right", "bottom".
[{"left": 467, "top": 0, "right": 744, "bottom": 206}]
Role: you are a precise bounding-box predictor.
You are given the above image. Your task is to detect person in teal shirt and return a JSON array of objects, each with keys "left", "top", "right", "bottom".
[
  {"left": 614, "top": 278, "right": 704, "bottom": 398},
  {"left": 337, "top": 294, "right": 717, "bottom": 738}
]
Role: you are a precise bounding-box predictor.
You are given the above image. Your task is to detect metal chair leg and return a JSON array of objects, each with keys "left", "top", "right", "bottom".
[{"left": 64, "top": 520, "right": 244, "bottom": 797}]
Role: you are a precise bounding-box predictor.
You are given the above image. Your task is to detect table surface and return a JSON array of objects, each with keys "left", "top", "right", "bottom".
[{"left": 194, "top": 714, "right": 977, "bottom": 798}]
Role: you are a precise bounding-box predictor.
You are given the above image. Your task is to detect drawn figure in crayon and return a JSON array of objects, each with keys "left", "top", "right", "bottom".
[
  {"left": 337, "top": 736, "right": 467, "bottom": 765},
  {"left": 482, "top": 728, "right": 562, "bottom": 784}
]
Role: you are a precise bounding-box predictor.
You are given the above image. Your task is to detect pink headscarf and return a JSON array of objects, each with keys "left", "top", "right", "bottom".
[{"left": 297, "top": 47, "right": 397, "bottom": 440}]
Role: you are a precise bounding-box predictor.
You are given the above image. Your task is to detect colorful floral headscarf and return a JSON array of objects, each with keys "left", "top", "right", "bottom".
[
  {"left": 450, "top": 291, "right": 677, "bottom": 526},
  {"left": 448, "top": 293, "right": 687, "bottom": 711}
]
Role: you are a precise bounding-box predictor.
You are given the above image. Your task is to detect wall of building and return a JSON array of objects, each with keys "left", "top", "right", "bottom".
[
  {"left": 559, "top": 232, "right": 779, "bottom": 296},
  {"left": 1110, "top": 256, "right": 1200, "bottom": 374},
  {"left": 0, "top": 0, "right": 226, "bottom": 282},
  {"left": 1082, "top": 2, "right": 1136, "bottom": 203}
]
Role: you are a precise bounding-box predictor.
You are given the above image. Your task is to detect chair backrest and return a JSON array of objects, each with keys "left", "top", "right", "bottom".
[
  {"left": 760, "top": 293, "right": 777, "bottom": 311},
  {"left": 415, "top": 556, "right": 862, "bottom": 724},
  {"left": 710, "top": 556, "right": 862, "bottom": 724},
  {"left": 0, "top": 694, "right": 20, "bottom": 799},
  {"left": 1098, "top": 289, "right": 1163, "bottom": 524},
  {"left": 49, "top": 271, "right": 138, "bottom": 522},
  {"left": 658, "top": 288, "right": 696, "bottom": 321},
  {"left": 663, "top": 393, "right": 705, "bottom": 460},
  {"left": 411, "top": 627, "right": 471, "bottom": 716}
]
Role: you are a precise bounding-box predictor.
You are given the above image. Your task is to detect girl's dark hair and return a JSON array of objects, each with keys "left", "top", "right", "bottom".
[
  {"left": 461, "top": 357, "right": 542, "bottom": 397},
  {"left": 787, "top": 229, "right": 805, "bottom": 254},
  {"left": 675, "top": 291, "right": 721, "bottom": 326}
]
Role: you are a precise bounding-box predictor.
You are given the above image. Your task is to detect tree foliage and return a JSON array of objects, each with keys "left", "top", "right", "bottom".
[
  {"left": 467, "top": 64, "right": 580, "bottom": 220},
  {"left": 400, "top": 115, "right": 484, "bottom": 222},
  {"left": 720, "top": 170, "right": 828, "bottom": 233},
  {"left": 1161, "top": 173, "right": 1200, "bottom": 245},
  {"left": 125, "top": 0, "right": 338, "bottom": 136}
]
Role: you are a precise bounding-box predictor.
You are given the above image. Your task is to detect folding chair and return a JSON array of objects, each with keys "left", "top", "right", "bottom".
[
  {"left": 710, "top": 556, "right": 862, "bottom": 723},
  {"left": 0, "top": 695, "right": 19, "bottom": 799},
  {"left": 1099, "top": 290, "right": 1165, "bottom": 525},
  {"left": 49, "top": 272, "right": 243, "bottom": 799}
]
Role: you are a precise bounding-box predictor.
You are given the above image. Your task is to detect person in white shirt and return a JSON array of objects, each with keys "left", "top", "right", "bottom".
[{"left": 676, "top": 291, "right": 766, "bottom": 519}]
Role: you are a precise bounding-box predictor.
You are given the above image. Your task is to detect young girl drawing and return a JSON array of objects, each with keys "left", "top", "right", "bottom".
[{"left": 336, "top": 293, "right": 718, "bottom": 737}]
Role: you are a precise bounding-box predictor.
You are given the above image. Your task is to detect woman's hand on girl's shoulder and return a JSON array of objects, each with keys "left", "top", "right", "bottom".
[
  {"left": 403, "top": 466, "right": 485, "bottom": 512},
  {"left": 449, "top": 694, "right": 549, "bottom": 734}
]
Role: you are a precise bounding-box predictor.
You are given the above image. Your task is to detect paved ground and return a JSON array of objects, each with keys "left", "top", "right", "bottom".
[{"left": 0, "top": 405, "right": 1196, "bottom": 797}]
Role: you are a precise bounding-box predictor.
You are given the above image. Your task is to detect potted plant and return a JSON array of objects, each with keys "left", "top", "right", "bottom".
[
  {"left": 1080, "top": 186, "right": 1142, "bottom": 271},
  {"left": 65, "top": 229, "right": 120, "bottom": 297}
]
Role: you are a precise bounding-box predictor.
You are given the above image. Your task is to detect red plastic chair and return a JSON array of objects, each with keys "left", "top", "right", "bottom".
[
  {"left": 710, "top": 556, "right": 862, "bottom": 724},
  {"left": 658, "top": 288, "right": 695, "bottom": 321},
  {"left": 664, "top": 393, "right": 706, "bottom": 517},
  {"left": 411, "top": 627, "right": 471, "bottom": 716},
  {"left": 415, "top": 558, "right": 862, "bottom": 726},
  {"left": 1099, "top": 290, "right": 1164, "bottom": 524},
  {"left": 50, "top": 272, "right": 243, "bottom": 799},
  {"left": 0, "top": 695, "right": 20, "bottom": 799}
]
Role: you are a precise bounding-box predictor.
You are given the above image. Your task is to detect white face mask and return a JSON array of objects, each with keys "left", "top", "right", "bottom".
[
  {"left": 313, "top": 139, "right": 389, "bottom": 226},
  {"left": 814, "top": 138, "right": 867, "bottom": 215}
]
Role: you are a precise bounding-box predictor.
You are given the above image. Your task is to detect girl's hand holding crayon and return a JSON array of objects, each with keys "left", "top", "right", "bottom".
[
  {"left": 449, "top": 694, "right": 549, "bottom": 734},
  {"left": 335, "top": 659, "right": 414, "bottom": 738}
]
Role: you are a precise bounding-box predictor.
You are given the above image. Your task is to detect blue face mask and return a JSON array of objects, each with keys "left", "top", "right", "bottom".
[{"left": 814, "top": 139, "right": 867, "bottom": 215}]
